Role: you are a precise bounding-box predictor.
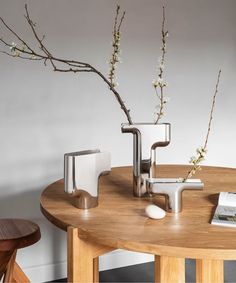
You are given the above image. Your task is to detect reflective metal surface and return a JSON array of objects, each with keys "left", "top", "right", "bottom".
[
  {"left": 121, "top": 123, "right": 171, "bottom": 197},
  {"left": 146, "top": 178, "right": 204, "bottom": 213},
  {"left": 64, "top": 149, "right": 111, "bottom": 209}
]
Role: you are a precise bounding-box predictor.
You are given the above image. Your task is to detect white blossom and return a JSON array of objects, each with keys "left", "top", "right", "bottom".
[{"left": 9, "top": 42, "right": 17, "bottom": 52}]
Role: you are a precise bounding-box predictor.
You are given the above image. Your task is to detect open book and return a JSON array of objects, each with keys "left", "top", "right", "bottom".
[{"left": 211, "top": 192, "right": 236, "bottom": 227}]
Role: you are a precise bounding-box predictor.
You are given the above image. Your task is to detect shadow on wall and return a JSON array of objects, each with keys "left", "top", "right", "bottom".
[
  {"left": 0, "top": 184, "right": 67, "bottom": 274},
  {"left": 0, "top": 155, "right": 63, "bottom": 218},
  {"left": 0, "top": 186, "right": 43, "bottom": 218}
]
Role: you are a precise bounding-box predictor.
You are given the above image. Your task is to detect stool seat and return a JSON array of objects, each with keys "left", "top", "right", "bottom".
[
  {"left": 0, "top": 219, "right": 41, "bottom": 282},
  {"left": 0, "top": 219, "right": 40, "bottom": 251}
]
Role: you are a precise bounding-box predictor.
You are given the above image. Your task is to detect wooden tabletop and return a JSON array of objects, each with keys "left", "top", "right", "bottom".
[
  {"left": 0, "top": 219, "right": 41, "bottom": 251},
  {"left": 40, "top": 165, "right": 236, "bottom": 260}
]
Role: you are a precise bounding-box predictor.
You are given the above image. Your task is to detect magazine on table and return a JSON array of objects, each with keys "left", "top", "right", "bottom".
[{"left": 211, "top": 192, "right": 236, "bottom": 227}]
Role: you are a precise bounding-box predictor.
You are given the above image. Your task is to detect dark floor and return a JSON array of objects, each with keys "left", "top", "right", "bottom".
[
  {"left": 49, "top": 259, "right": 236, "bottom": 282},
  {"left": 49, "top": 260, "right": 196, "bottom": 283}
]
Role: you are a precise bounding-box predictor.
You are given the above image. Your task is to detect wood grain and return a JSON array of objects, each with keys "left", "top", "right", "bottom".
[
  {"left": 0, "top": 219, "right": 41, "bottom": 282},
  {"left": 93, "top": 258, "right": 99, "bottom": 283},
  {"left": 67, "top": 227, "right": 89, "bottom": 283},
  {"left": 41, "top": 165, "right": 236, "bottom": 260},
  {"left": 3, "top": 258, "right": 30, "bottom": 283},
  {"left": 155, "top": 255, "right": 185, "bottom": 283},
  {"left": 196, "top": 259, "right": 224, "bottom": 283},
  {"left": 0, "top": 219, "right": 41, "bottom": 251},
  {"left": 0, "top": 251, "right": 14, "bottom": 280},
  {"left": 11, "top": 262, "right": 30, "bottom": 283},
  {"left": 67, "top": 227, "right": 112, "bottom": 282},
  {"left": 3, "top": 250, "right": 16, "bottom": 283}
]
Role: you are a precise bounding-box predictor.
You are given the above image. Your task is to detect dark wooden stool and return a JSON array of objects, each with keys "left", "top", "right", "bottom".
[{"left": 0, "top": 219, "right": 41, "bottom": 282}]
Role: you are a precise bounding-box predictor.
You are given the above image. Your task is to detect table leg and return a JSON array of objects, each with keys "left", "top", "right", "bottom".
[
  {"left": 0, "top": 251, "right": 15, "bottom": 280},
  {"left": 93, "top": 258, "right": 99, "bottom": 283},
  {"left": 67, "top": 227, "right": 93, "bottom": 282},
  {"left": 196, "top": 259, "right": 224, "bottom": 283},
  {"left": 12, "top": 262, "right": 30, "bottom": 283},
  {"left": 67, "top": 226, "right": 114, "bottom": 283},
  {"left": 3, "top": 250, "right": 16, "bottom": 283},
  {"left": 155, "top": 255, "right": 185, "bottom": 283}
]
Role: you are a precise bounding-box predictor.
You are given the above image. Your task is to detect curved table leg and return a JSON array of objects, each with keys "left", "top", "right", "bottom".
[
  {"left": 3, "top": 250, "right": 16, "bottom": 283},
  {"left": 155, "top": 255, "right": 185, "bottom": 283},
  {"left": 1, "top": 250, "right": 30, "bottom": 283},
  {"left": 196, "top": 259, "right": 224, "bottom": 283},
  {"left": 0, "top": 251, "right": 15, "bottom": 280},
  {"left": 67, "top": 226, "right": 114, "bottom": 283},
  {"left": 11, "top": 262, "right": 30, "bottom": 283}
]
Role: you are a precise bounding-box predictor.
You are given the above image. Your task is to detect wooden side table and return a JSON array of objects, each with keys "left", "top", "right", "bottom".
[
  {"left": 41, "top": 165, "right": 236, "bottom": 283},
  {"left": 0, "top": 219, "right": 41, "bottom": 282}
]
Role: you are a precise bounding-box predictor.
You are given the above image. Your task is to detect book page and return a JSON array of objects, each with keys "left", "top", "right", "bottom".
[
  {"left": 211, "top": 205, "right": 236, "bottom": 227},
  {"left": 218, "top": 192, "right": 236, "bottom": 207}
]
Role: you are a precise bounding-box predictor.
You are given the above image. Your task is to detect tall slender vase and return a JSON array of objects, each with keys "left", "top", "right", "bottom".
[{"left": 121, "top": 123, "right": 171, "bottom": 197}]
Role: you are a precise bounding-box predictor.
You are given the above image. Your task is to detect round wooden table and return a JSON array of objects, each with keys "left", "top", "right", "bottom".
[{"left": 40, "top": 165, "right": 236, "bottom": 283}]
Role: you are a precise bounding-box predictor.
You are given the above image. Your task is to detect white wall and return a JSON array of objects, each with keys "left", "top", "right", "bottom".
[{"left": 0, "top": 0, "right": 235, "bottom": 282}]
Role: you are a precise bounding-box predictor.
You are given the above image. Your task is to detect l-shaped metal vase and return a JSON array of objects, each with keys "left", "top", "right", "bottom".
[
  {"left": 121, "top": 123, "right": 204, "bottom": 213},
  {"left": 64, "top": 149, "right": 111, "bottom": 209},
  {"left": 146, "top": 178, "right": 204, "bottom": 213},
  {"left": 121, "top": 123, "right": 171, "bottom": 197}
]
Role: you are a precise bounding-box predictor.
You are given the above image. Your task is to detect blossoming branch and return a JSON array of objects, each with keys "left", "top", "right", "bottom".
[
  {"left": 152, "top": 6, "right": 169, "bottom": 124},
  {"left": 0, "top": 5, "right": 133, "bottom": 124},
  {"left": 184, "top": 69, "right": 222, "bottom": 181},
  {"left": 108, "top": 5, "right": 125, "bottom": 88}
]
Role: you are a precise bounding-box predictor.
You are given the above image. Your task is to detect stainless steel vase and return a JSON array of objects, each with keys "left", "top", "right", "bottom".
[
  {"left": 64, "top": 149, "right": 111, "bottom": 209},
  {"left": 121, "top": 123, "right": 171, "bottom": 197},
  {"left": 146, "top": 178, "right": 204, "bottom": 213}
]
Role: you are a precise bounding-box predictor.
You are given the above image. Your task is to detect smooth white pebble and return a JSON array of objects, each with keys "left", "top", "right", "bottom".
[{"left": 145, "top": 204, "right": 166, "bottom": 219}]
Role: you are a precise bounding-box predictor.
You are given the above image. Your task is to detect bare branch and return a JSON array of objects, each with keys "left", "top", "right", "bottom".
[
  {"left": 117, "top": 11, "right": 125, "bottom": 31},
  {"left": 203, "top": 69, "right": 221, "bottom": 149},
  {"left": 0, "top": 50, "right": 43, "bottom": 60},
  {"left": 24, "top": 4, "right": 51, "bottom": 57},
  {"left": 0, "top": 16, "right": 34, "bottom": 53},
  {"left": 92, "top": 66, "right": 132, "bottom": 124},
  {"left": 0, "top": 5, "right": 133, "bottom": 124}
]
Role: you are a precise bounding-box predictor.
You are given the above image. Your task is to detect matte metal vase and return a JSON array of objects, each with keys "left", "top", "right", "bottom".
[
  {"left": 121, "top": 123, "right": 171, "bottom": 197},
  {"left": 64, "top": 149, "right": 111, "bottom": 209}
]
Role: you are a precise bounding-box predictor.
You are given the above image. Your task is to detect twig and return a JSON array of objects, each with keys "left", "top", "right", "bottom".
[
  {"left": 0, "top": 16, "right": 34, "bottom": 53},
  {"left": 153, "top": 6, "right": 169, "bottom": 124},
  {"left": 108, "top": 5, "right": 125, "bottom": 88},
  {"left": 184, "top": 69, "right": 222, "bottom": 181},
  {"left": 24, "top": 4, "right": 51, "bottom": 57}
]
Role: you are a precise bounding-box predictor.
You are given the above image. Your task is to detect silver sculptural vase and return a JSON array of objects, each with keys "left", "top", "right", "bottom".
[
  {"left": 64, "top": 149, "right": 111, "bottom": 209},
  {"left": 146, "top": 178, "right": 204, "bottom": 213},
  {"left": 121, "top": 123, "right": 171, "bottom": 197}
]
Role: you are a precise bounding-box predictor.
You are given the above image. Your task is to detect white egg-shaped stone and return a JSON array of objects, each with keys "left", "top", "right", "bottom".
[{"left": 145, "top": 204, "right": 166, "bottom": 219}]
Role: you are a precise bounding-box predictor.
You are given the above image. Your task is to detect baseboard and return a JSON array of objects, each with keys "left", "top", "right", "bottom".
[
  {"left": 23, "top": 250, "right": 154, "bottom": 282},
  {"left": 99, "top": 250, "right": 154, "bottom": 272},
  {"left": 23, "top": 261, "right": 67, "bottom": 283}
]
